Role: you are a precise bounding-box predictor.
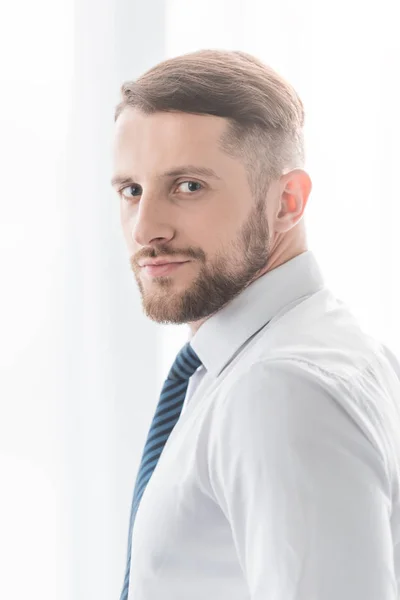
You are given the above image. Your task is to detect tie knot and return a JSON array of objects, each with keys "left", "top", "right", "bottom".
[{"left": 168, "top": 342, "right": 202, "bottom": 381}]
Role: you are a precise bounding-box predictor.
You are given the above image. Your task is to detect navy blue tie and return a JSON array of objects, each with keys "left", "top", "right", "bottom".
[{"left": 120, "top": 341, "right": 203, "bottom": 600}]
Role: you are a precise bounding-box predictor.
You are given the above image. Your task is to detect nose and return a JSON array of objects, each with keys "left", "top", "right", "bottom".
[{"left": 130, "top": 193, "right": 175, "bottom": 248}]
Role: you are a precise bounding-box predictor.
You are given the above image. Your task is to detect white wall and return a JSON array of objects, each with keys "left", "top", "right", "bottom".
[{"left": 0, "top": 0, "right": 168, "bottom": 598}]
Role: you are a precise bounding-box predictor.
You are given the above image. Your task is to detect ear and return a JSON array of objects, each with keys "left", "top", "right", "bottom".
[{"left": 275, "top": 169, "right": 312, "bottom": 233}]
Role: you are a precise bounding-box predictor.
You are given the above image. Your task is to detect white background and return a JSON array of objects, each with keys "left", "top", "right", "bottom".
[{"left": 0, "top": 0, "right": 399, "bottom": 598}]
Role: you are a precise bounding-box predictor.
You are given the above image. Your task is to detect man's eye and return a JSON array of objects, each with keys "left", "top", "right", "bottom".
[
  {"left": 119, "top": 185, "right": 141, "bottom": 198},
  {"left": 177, "top": 181, "right": 203, "bottom": 193}
]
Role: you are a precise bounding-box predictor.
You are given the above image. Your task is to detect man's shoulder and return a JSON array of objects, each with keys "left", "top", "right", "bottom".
[{"left": 249, "top": 287, "right": 384, "bottom": 385}]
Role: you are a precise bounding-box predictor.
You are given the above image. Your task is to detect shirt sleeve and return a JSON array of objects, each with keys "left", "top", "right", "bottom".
[{"left": 207, "top": 359, "right": 397, "bottom": 599}]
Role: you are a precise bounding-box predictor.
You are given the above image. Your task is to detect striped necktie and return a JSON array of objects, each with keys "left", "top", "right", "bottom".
[{"left": 120, "top": 341, "right": 203, "bottom": 600}]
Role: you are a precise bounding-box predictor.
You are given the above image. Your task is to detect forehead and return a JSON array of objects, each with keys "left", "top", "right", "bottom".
[{"left": 112, "top": 108, "right": 232, "bottom": 175}]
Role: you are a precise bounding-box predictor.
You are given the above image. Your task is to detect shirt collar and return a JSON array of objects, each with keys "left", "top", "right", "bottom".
[{"left": 189, "top": 250, "right": 325, "bottom": 378}]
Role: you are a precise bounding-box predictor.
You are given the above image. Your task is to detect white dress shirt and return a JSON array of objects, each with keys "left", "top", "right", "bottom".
[{"left": 127, "top": 250, "right": 400, "bottom": 600}]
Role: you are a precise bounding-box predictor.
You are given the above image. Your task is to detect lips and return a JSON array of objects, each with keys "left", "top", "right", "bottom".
[
  {"left": 144, "top": 261, "right": 180, "bottom": 266},
  {"left": 142, "top": 261, "right": 188, "bottom": 277},
  {"left": 139, "top": 259, "right": 189, "bottom": 267}
]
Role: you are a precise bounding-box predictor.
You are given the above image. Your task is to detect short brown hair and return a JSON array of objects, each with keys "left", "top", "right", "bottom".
[{"left": 114, "top": 49, "right": 305, "bottom": 201}]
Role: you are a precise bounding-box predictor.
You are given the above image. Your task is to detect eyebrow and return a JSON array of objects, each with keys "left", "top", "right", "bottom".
[{"left": 110, "top": 165, "right": 221, "bottom": 188}]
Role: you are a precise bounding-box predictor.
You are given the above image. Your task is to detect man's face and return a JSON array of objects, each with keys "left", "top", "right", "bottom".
[{"left": 111, "top": 108, "right": 272, "bottom": 329}]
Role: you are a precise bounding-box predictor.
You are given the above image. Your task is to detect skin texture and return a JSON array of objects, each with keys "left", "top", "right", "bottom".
[{"left": 111, "top": 108, "right": 312, "bottom": 338}]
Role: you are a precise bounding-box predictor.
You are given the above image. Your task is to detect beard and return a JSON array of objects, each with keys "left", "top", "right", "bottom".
[{"left": 130, "top": 198, "right": 270, "bottom": 326}]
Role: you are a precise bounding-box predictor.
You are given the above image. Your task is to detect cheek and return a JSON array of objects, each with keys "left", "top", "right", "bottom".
[
  {"left": 210, "top": 204, "right": 242, "bottom": 239},
  {"left": 120, "top": 215, "right": 134, "bottom": 249},
  {"left": 120, "top": 204, "right": 132, "bottom": 231}
]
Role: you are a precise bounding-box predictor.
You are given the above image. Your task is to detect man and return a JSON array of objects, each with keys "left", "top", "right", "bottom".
[{"left": 111, "top": 49, "right": 400, "bottom": 599}]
